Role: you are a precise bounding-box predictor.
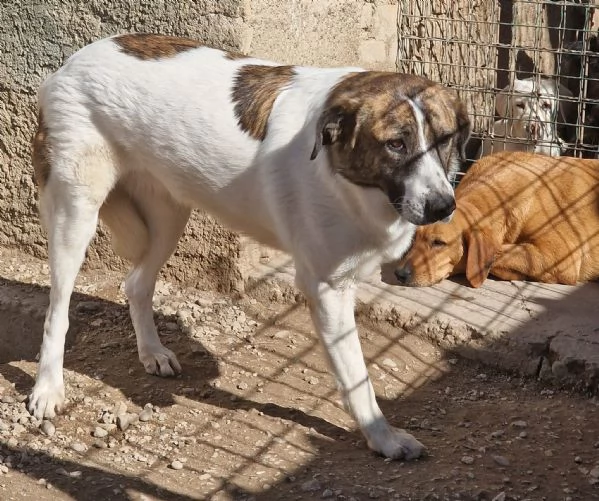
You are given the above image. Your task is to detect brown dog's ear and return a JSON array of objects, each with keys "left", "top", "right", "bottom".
[
  {"left": 310, "top": 105, "right": 358, "bottom": 160},
  {"left": 465, "top": 229, "right": 498, "bottom": 288}
]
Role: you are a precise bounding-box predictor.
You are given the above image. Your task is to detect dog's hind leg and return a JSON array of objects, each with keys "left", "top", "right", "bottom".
[
  {"left": 492, "top": 242, "right": 581, "bottom": 285},
  {"left": 297, "top": 274, "right": 426, "bottom": 460},
  {"left": 117, "top": 180, "right": 190, "bottom": 376},
  {"left": 29, "top": 143, "right": 117, "bottom": 419}
]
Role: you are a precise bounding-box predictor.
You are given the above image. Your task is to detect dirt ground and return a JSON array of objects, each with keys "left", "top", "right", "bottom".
[{"left": 0, "top": 247, "right": 598, "bottom": 501}]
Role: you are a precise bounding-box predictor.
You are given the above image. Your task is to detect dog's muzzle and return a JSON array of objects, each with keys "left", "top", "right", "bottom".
[{"left": 394, "top": 263, "right": 413, "bottom": 285}]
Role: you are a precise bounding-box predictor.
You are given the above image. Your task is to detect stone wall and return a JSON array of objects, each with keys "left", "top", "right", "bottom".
[
  {"left": 0, "top": 0, "right": 399, "bottom": 291},
  {"left": 1, "top": 0, "right": 251, "bottom": 291}
]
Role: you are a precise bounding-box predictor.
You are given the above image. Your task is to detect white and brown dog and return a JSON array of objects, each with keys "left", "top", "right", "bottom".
[
  {"left": 30, "top": 34, "right": 470, "bottom": 459},
  {"left": 479, "top": 77, "right": 573, "bottom": 157}
]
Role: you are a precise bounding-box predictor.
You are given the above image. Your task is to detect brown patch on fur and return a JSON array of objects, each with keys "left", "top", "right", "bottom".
[
  {"left": 115, "top": 33, "right": 203, "bottom": 60},
  {"left": 232, "top": 64, "right": 295, "bottom": 140},
  {"left": 32, "top": 110, "right": 51, "bottom": 188},
  {"left": 225, "top": 50, "right": 248, "bottom": 60}
]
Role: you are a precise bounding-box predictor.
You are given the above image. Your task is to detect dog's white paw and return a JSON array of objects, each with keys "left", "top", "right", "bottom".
[
  {"left": 139, "top": 345, "right": 181, "bottom": 377},
  {"left": 367, "top": 426, "right": 426, "bottom": 460},
  {"left": 28, "top": 380, "right": 65, "bottom": 420}
]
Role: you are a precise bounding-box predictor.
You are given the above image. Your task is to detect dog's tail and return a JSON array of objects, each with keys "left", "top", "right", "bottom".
[{"left": 99, "top": 184, "right": 149, "bottom": 264}]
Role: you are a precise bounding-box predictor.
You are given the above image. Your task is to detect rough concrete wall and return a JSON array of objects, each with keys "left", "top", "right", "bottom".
[
  {"left": 246, "top": 0, "right": 398, "bottom": 70},
  {"left": 1, "top": 0, "right": 248, "bottom": 291}
]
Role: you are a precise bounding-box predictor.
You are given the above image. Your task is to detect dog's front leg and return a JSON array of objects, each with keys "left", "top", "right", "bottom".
[{"left": 303, "top": 279, "right": 425, "bottom": 460}]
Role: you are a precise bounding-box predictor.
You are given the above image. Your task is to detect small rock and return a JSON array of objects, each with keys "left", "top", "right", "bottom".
[
  {"left": 551, "top": 360, "right": 568, "bottom": 379},
  {"left": 138, "top": 408, "right": 153, "bottom": 422},
  {"left": 322, "top": 488, "right": 334, "bottom": 498},
  {"left": 93, "top": 427, "right": 108, "bottom": 438},
  {"left": 170, "top": 460, "right": 184, "bottom": 470},
  {"left": 490, "top": 430, "right": 505, "bottom": 439},
  {"left": 493, "top": 455, "right": 510, "bottom": 467},
  {"left": 113, "top": 402, "right": 127, "bottom": 416},
  {"left": 574, "top": 456, "right": 582, "bottom": 464},
  {"left": 12, "top": 423, "right": 26, "bottom": 435},
  {"left": 236, "top": 382, "right": 249, "bottom": 391},
  {"left": 301, "top": 479, "right": 321, "bottom": 492},
  {"left": 461, "top": 455, "right": 475, "bottom": 465},
  {"left": 70, "top": 442, "right": 87, "bottom": 453},
  {"left": 382, "top": 358, "right": 397, "bottom": 368},
  {"left": 511, "top": 420, "right": 527, "bottom": 428},
  {"left": 75, "top": 301, "right": 102, "bottom": 313},
  {"left": 116, "top": 413, "right": 137, "bottom": 431},
  {"left": 306, "top": 376, "right": 319, "bottom": 385},
  {"left": 589, "top": 466, "right": 599, "bottom": 479},
  {"left": 519, "top": 431, "right": 528, "bottom": 439},
  {"left": 100, "top": 412, "right": 114, "bottom": 425}
]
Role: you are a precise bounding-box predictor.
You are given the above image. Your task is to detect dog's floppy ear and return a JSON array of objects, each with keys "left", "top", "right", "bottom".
[
  {"left": 310, "top": 105, "right": 358, "bottom": 160},
  {"left": 465, "top": 228, "right": 498, "bottom": 288}
]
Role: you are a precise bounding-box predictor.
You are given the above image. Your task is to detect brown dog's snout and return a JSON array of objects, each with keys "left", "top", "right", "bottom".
[{"left": 394, "top": 263, "right": 413, "bottom": 285}]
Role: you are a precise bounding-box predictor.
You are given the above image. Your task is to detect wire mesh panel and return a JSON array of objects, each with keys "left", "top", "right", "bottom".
[{"left": 397, "top": 1, "right": 599, "bottom": 165}]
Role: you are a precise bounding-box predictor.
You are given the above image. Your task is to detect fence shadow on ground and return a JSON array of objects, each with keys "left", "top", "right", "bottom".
[{"left": 0, "top": 269, "right": 597, "bottom": 500}]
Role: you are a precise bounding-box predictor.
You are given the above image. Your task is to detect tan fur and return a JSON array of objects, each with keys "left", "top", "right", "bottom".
[
  {"left": 98, "top": 183, "right": 149, "bottom": 264},
  {"left": 224, "top": 50, "right": 248, "bottom": 60},
  {"left": 115, "top": 33, "right": 203, "bottom": 60},
  {"left": 395, "top": 151, "right": 599, "bottom": 287},
  {"left": 231, "top": 64, "right": 296, "bottom": 141},
  {"left": 32, "top": 111, "right": 50, "bottom": 188}
]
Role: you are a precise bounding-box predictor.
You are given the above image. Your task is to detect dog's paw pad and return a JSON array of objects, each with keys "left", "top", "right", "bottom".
[
  {"left": 28, "top": 383, "right": 65, "bottom": 420},
  {"left": 140, "top": 346, "right": 181, "bottom": 377}
]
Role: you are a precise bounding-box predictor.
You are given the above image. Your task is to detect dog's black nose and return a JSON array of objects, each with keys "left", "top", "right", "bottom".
[
  {"left": 424, "top": 195, "right": 456, "bottom": 224},
  {"left": 394, "top": 264, "right": 412, "bottom": 285}
]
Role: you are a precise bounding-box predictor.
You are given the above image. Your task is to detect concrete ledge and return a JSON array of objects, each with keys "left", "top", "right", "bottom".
[{"left": 242, "top": 250, "right": 599, "bottom": 391}]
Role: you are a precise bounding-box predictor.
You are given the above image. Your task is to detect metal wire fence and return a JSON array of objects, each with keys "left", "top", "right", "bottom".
[{"left": 397, "top": 1, "right": 599, "bottom": 167}]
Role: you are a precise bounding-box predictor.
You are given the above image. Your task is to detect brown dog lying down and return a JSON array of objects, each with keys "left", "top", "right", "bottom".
[{"left": 394, "top": 151, "right": 599, "bottom": 287}]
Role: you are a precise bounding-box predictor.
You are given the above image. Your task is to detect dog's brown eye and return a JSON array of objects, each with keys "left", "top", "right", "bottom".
[
  {"left": 386, "top": 139, "right": 405, "bottom": 152},
  {"left": 516, "top": 102, "right": 525, "bottom": 109},
  {"left": 431, "top": 238, "right": 447, "bottom": 248},
  {"left": 541, "top": 101, "right": 551, "bottom": 109}
]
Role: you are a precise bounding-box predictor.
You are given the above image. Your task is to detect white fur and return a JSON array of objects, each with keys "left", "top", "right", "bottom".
[
  {"left": 28, "top": 36, "right": 457, "bottom": 460},
  {"left": 479, "top": 77, "right": 573, "bottom": 158}
]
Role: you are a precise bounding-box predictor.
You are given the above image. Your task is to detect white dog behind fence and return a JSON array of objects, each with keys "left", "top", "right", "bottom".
[
  {"left": 479, "top": 77, "right": 573, "bottom": 158},
  {"left": 29, "top": 34, "right": 470, "bottom": 460}
]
